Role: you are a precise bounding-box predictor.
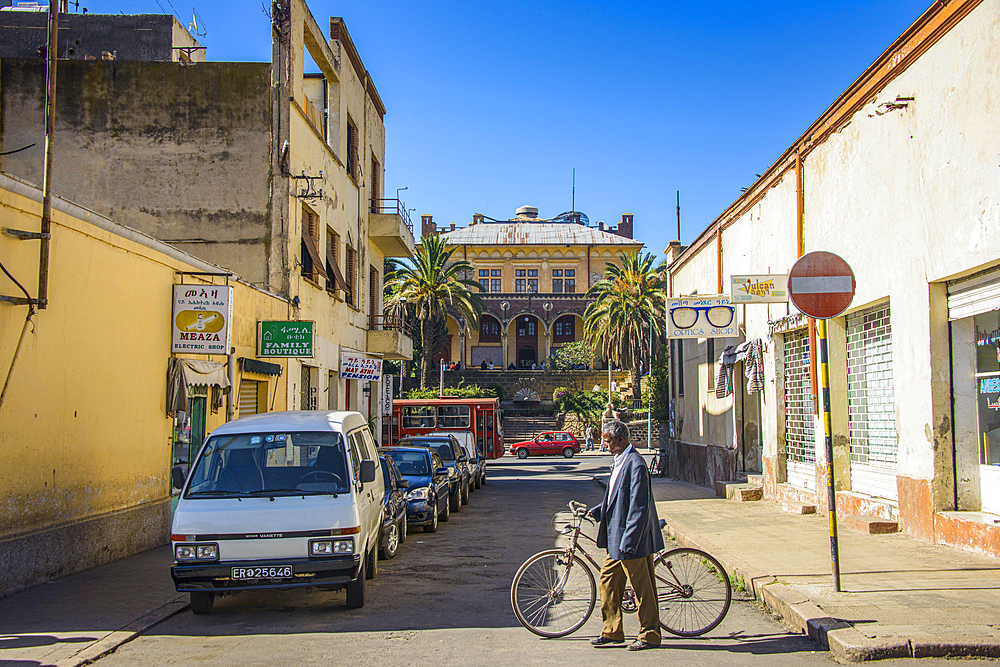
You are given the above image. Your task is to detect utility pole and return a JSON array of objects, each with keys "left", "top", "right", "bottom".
[{"left": 38, "top": 0, "right": 60, "bottom": 309}]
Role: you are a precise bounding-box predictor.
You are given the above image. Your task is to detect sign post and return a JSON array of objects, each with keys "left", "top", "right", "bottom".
[{"left": 788, "top": 251, "right": 856, "bottom": 593}]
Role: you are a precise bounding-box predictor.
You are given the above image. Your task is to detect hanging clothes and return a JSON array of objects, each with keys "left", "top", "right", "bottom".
[
  {"left": 715, "top": 345, "right": 738, "bottom": 399},
  {"left": 743, "top": 339, "right": 765, "bottom": 394},
  {"left": 167, "top": 357, "right": 231, "bottom": 416}
]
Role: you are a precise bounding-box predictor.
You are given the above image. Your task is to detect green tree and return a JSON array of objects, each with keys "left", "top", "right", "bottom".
[
  {"left": 387, "top": 235, "right": 483, "bottom": 388},
  {"left": 584, "top": 250, "right": 666, "bottom": 401},
  {"left": 547, "top": 340, "right": 596, "bottom": 370}
]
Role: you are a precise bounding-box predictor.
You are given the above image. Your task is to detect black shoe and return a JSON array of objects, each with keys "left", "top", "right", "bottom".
[
  {"left": 590, "top": 636, "right": 624, "bottom": 647},
  {"left": 626, "top": 640, "right": 659, "bottom": 651}
]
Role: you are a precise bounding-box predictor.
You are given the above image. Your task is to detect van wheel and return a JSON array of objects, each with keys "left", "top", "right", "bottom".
[
  {"left": 346, "top": 564, "right": 365, "bottom": 609},
  {"left": 365, "top": 544, "right": 377, "bottom": 580},
  {"left": 517, "top": 448, "right": 529, "bottom": 459},
  {"left": 424, "top": 503, "right": 439, "bottom": 532},
  {"left": 563, "top": 447, "right": 575, "bottom": 459},
  {"left": 190, "top": 591, "right": 214, "bottom": 614},
  {"left": 461, "top": 480, "right": 469, "bottom": 505},
  {"left": 380, "top": 522, "right": 399, "bottom": 560},
  {"left": 440, "top": 496, "right": 451, "bottom": 522}
]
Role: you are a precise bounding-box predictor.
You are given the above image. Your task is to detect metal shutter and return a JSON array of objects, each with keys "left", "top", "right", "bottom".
[
  {"left": 239, "top": 380, "right": 260, "bottom": 417},
  {"left": 783, "top": 328, "right": 815, "bottom": 490},
  {"left": 847, "top": 303, "right": 898, "bottom": 500}
]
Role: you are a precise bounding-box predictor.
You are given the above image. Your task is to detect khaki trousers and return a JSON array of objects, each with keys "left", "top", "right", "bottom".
[{"left": 598, "top": 554, "right": 661, "bottom": 645}]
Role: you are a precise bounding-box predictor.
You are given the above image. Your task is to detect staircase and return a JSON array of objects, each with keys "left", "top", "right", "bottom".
[{"left": 503, "top": 415, "right": 558, "bottom": 446}]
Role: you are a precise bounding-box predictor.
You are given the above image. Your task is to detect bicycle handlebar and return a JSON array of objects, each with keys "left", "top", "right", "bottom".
[{"left": 568, "top": 500, "right": 589, "bottom": 516}]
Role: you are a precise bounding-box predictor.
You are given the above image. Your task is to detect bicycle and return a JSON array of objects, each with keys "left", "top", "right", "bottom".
[
  {"left": 649, "top": 450, "right": 667, "bottom": 478},
  {"left": 511, "top": 500, "right": 731, "bottom": 638}
]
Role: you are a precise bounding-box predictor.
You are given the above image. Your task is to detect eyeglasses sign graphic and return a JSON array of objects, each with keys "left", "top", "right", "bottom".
[{"left": 666, "top": 296, "right": 737, "bottom": 339}]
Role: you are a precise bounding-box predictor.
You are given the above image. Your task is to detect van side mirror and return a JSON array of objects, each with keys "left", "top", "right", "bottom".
[
  {"left": 360, "top": 460, "right": 377, "bottom": 484},
  {"left": 171, "top": 466, "right": 186, "bottom": 490}
]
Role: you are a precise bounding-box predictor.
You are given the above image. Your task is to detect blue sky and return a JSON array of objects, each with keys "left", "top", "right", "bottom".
[{"left": 79, "top": 1, "right": 931, "bottom": 257}]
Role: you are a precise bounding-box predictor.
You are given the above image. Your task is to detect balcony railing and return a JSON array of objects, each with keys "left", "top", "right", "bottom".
[
  {"left": 477, "top": 291, "right": 590, "bottom": 299},
  {"left": 369, "top": 314, "right": 413, "bottom": 338},
  {"left": 370, "top": 198, "right": 413, "bottom": 233}
]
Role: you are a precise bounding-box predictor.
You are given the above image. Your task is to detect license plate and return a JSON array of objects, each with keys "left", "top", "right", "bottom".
[{"left": 231, "top": 565, "right": 293, "bottom": 580}]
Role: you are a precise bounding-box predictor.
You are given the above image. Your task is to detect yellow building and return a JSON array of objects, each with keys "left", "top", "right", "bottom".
[
  {"left": 426, "top": 206, "right": 643, "bottom": 369},
  {"left": 0, "top": 174, "right": 291, "bottom": 597}
]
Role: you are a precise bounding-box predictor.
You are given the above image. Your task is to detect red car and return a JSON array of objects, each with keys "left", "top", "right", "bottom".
[{"left": 511, "top": 431, "right": 581, "bottom": 459}]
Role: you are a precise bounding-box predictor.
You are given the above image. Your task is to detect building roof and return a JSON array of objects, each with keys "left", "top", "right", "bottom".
[{"left": 440, "top": 222, "right": 641, "bottom": 246}]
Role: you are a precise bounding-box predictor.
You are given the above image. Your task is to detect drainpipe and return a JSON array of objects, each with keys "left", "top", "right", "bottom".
[
  {"left": 797, "top": 152, "right": 819, "bottom": 415},
  {"left": 227, "top": 351, "right": 236, "bottom": 422},
  {"left": 37, "top": 1, "right": 59, "bottom": 309}
]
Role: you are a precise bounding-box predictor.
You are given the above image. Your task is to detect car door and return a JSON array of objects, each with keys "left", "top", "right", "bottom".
[
  {"left": 536, "top": 433, "right": 555, "bottom": 455},
  {"left": 555, "top": 432, "right": 572, "bottom": 452},
  {"left": 430, "top": 450, "right": 447, "bottom": 512}
]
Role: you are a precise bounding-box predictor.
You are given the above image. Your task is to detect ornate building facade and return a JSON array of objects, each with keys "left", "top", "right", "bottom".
[{"left": 422, "top": 206, "right": 643, "bottom": 369}]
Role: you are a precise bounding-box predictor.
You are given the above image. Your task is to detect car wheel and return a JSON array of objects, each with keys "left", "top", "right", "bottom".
[
  {"left": 474, "top": 472, "right": 482, "bottom": 490},
  {"left": 441, "top": 495, "right": 452, "bottom": 521},
  {"left": 365, "top": 543, "right": 377, "bottom": 580},
  {"left": 424, "top": 503, "right": 439, "bottom": 533},
  {"left": 517, "top": 448, "right": 529, "bottom": 459},
  {"left": 379, "top": 522, "right": 399, "bottom": 560},
  {"left": 450, "top": 486, "right": 461, "bottom": 512},
  {"left": 190, "top": 591, "right": 214, "bottom": 615},
  {"left": 480, "top": 472, "right": 487, "bottom": 486},
  {"left": 346, "top": 563, "right": 365, "bottom": 608},
  {"left": 461, "top": 480, "right": 469, "bottom": 505},
  {"left": 563, "top": 447, "right": 575, "bottom": 458},
  {"left": 399, "top": 515, "right": 408, "bottom": 543}
]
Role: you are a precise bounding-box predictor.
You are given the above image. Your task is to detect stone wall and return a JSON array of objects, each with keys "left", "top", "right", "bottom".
[{"left": 407, "top": 369, "right": 629, "bottom": 405}]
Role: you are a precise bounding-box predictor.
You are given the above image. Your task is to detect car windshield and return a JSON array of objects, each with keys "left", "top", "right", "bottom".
[
  {"left": 185, "top": 431, "right": 349, "bottom": 498},
  {"left": 388, "top": 450, "right": 430, "bottom": 476},
  {"left": 406, "top": 439, "right": 455, "bottom": 461}
]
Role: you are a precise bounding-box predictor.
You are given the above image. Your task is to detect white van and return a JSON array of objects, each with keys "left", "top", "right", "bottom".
[{"left": 170, "top": 411, "right": 385, "bottom": 614}]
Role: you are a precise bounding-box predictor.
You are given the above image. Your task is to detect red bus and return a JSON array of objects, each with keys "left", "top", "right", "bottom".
[{"left": 389, "top": 398, "right": 504, "bottom": 459}]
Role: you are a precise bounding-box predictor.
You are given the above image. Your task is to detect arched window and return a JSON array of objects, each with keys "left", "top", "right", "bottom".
[
  {"left": 554, "top": 315, "right": 575, "bottom": 343},
  {"left": 479, "top": 316, "right": 501, "bottom": 343}
]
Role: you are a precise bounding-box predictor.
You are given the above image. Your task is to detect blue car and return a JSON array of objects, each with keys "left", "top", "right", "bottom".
[{"left": 379, "top": 446, "right": 452, "bottom": 533}]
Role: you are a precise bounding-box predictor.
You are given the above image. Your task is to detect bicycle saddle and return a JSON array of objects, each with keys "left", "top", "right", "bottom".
[{"left": 659, "top": 519, "right": 666, "bottom": 529}]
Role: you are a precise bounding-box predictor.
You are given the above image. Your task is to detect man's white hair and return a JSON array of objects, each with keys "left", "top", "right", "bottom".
[{"left": 602, "top": 419, "right": 629, "bottom": 442}]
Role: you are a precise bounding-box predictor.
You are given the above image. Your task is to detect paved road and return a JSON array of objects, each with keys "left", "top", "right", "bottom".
[{"left": 90, "top": 456, "right": 954, "bottom": 666}]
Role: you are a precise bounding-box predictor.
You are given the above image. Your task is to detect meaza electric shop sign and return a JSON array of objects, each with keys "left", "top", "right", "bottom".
[{"left": 171, "top": 284, "right": 233, "bottom": 354}]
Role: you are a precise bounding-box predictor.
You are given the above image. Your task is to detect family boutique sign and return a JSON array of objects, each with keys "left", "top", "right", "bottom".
[
  {"left": 171, "top": 284, "right": 233, "bottom": 354},
  {"left": 340, "top": 353, "right": 383, "bottom": 381},
  {"left": 258, "top": 321, "right": 315, "bottom": 357}
]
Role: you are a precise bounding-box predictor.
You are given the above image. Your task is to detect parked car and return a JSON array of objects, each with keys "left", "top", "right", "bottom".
[
  {"left": 378, "top": 454, "right": 408, "bottom": 559},
  {"left": 428, "top": 430, "right": 485, "bottom": 490},
  {"left": 170, "top": 411, "right": 384, "bottom": 614},
  {"left": 398, "top": 435, "right": 470, "bottom": 511},
  {"left": 380, "top": 446, "right": 451, "bottom": 533},
  {"left": 510, "top": 431, "right": 581, "bottom": 459}
]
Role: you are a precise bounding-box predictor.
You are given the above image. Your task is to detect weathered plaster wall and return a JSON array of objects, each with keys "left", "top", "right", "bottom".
[{"left": 0, "top": 58, "right": 272, "bottom": 283}]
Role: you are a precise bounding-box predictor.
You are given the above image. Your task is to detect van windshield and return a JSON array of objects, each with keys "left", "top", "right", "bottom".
[{"left": 185, "top": 431, "right": 350, "bottom": 498}]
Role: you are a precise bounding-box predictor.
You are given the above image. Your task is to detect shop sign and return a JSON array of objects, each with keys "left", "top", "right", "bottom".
[
  {"left": 382, "top": 374, "right": 394, "bottom": 416},
  {"left": 731, "top": 274, "right": 788, "bottom": 303},
  {"left": 341, "top": 353, "right": 382, "bottom": 381},
  {"left": 258, "top": 321, "right": 314, "bottom": 357},
  {"left": 171, "top": 284, "right": 233, "bottom": 354},
  {"left": 666, "top": 295, "right": 737, "bottom": 339}
]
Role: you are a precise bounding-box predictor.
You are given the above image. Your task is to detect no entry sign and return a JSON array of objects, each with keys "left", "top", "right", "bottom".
[{"left": 788, "top": 251, "right": 856, "bottom": 319}]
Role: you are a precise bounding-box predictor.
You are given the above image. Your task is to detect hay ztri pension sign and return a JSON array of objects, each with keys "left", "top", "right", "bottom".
[{"left": 257, "top": 321, "right": 315, "bottom": 357}]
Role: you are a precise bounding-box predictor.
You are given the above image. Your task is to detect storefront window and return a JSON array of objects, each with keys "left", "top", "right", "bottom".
[{"left": 976, "top": 310, "right": 1000, "bottom": 465}]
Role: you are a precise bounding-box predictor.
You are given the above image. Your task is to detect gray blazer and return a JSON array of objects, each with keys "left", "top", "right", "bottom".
[{"left": 590, "top": 448, "right": 664, "bottom": 561}]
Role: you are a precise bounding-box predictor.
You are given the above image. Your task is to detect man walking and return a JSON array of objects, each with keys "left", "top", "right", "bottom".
[
  {"left": 585, "top": 425, "right": 593, "bottom": 451},
  {"left": 589, "top": 420, "right": 664, "bottom": 651}
]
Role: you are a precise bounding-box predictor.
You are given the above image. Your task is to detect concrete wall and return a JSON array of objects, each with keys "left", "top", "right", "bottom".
[
  {"left": 0, "top": 13, "right": 204, "bottom": 62},
  {"left": 0, "top": 58, "right": 272, "bottom": 283},
  {"left": 0, "top": 176, "right": 290, "bottom": 597},
  {"left": 665, "top": 0, "right": 1000, "bottom": 552}
]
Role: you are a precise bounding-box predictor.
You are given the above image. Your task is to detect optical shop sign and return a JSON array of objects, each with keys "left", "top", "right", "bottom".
[
  {"left": 340, "top": 354, "right": 383, "bottom": 381},
  {"left": 171, "top": 284, "right": 233, "bottom": 354},
  {"left": 667, "top": 295, "right": 737, "bottom": 339}
]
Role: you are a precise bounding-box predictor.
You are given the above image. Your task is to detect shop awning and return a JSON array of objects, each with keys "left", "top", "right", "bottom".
[
  {"left": 240, "top": 357, "right": 282, "bottom": 376},
  {"left": 166, "top": 358, "right": 232, "bottom": 416}
]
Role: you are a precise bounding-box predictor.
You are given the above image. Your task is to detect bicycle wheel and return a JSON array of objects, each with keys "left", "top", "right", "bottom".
[
  {"left": 511, "top": 549, "right": 597, "bottom": 638},
  {"left": 655, "top": 548, "right": 731, "bottom": 636}
]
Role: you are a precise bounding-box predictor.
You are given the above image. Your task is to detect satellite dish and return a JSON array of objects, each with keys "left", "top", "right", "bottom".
[{"left": 551, "top": 210, "right": 590, "bottom": 226}]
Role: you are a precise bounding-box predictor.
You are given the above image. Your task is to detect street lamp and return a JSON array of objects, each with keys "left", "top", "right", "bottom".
[{"left": 396, "top": 186, "right": 407, "bottom": 201}]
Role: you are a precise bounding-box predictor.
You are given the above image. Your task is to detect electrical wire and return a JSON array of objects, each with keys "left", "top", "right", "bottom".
[
  {"left": 0, "top": 259, "right": 32, "bottom": 302},
  {"left": 0, "top": 143, "right": 36, "bottom": 156}
]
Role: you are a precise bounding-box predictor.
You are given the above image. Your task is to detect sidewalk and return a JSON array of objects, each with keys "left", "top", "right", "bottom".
[
  {"left": 648, "top": 478, "right": 1000, "bottom": 662},
  {"left": 0, "top": 545, "right": 186, "bottom": 667}
]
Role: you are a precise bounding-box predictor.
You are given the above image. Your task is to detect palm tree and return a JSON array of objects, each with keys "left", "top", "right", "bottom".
[
  {"left": 387, "top": 235, "right": 483, "bottom": 388},
  {"left": 584, "top": 250, "right": 667, "bottom": 401}
]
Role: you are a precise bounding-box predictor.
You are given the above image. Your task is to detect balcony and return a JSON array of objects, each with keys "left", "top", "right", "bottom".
[
  {"left": 366, "top": 315, "right": 413, "bottom": 360},
  {"left": 370, "top": 199, "right": 415, "bottom": 258}
]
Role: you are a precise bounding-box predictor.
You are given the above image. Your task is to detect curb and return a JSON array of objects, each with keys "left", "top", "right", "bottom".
[
  {"left": 53, "top": 597, "right": 189, "bottom": 667},
  {"left": 657, "top": 512, "right": 1000, "bottom": 662}
]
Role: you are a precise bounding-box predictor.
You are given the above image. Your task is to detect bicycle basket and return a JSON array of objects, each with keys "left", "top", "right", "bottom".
[{"left": 551, "top": 510, "right": 577, "bottom": 535}]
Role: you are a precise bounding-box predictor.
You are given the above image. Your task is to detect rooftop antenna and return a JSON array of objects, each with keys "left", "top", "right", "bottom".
[
  {"left": 188, "top": 7, "right": 207, "bottom": 37},
  {"left": 676, "top": 190, "right": 681, "bottom": 241},
  {"left": 571, "top": 168, "right": 575, "bottom": 220}
]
